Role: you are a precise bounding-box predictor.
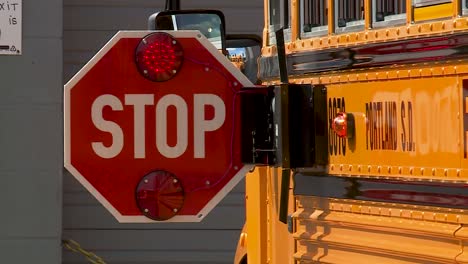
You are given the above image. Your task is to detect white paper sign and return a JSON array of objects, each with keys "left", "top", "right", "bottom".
[{"left": 0, "top": 0, "right": 21, "bottom": 55}]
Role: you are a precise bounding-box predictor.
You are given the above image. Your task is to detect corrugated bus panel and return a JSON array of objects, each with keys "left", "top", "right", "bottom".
[{"left": 293, "top": 195, "right": 467, "bottom": 263}]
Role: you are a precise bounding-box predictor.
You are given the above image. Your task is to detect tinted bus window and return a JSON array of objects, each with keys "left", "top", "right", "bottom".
[{"left": 303, "top": 0, "right": 328, "bottom": 34}]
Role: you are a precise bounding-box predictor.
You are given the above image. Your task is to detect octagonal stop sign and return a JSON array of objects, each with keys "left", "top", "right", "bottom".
[{"left": 64, "top": 31, "right": 253, "bottom": 222}]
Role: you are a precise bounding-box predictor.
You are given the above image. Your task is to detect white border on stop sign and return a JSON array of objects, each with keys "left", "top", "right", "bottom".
[{"left": 64, "top": 30, "right": 254, "bottom": 223}]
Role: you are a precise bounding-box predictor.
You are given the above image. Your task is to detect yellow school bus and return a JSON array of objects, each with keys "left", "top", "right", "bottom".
[{"left": 234, "top": 0, "right": 468, "bottom": 263}]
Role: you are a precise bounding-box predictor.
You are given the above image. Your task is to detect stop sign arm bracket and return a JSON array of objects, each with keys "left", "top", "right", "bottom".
[
  {"left": 240, "top": 83, "right": 327, "bottom": 168},
  {"left": 240, "top": 86, "right": 276, "bottom": 165},
  {"left": 240, "top": 83, "right": 326, "bottom": 225}
]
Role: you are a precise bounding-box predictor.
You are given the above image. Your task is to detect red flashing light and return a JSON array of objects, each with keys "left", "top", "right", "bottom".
[
  {"left": 135, "top": 170, "right": 184, "bottom": 221},
  {"left": 135, "top": 32, "right": 183, "bottom": 82},
  {"left": 332, "top": 112, "right": 349, "bottom": 138}
]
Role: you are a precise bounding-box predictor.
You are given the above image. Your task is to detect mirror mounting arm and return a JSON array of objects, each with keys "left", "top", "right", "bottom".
[{"left": 165, "top": 0, "right": 180, "bottom": 11}]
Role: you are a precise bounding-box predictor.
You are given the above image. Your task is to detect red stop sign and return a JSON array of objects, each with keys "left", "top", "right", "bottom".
[{"left": 64, "top": 31, "right": 253, "bottom": 222}]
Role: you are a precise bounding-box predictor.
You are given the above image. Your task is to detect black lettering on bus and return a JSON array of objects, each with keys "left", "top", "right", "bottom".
[
  {"left": 385, "top": 102, "right": 389, "bottom": 149},
  {"left": 379, "top": 102, "right": 383, "bottom": 150},
  {"left": 400, "top": 101, "right": 415, "bottom": 152},
  {"left": 401, "top": 101, "right": 406, "bottom": 151},
  {"left": 328, "top": 98, "right": 333, "bottom": 154},
  {"left": 335, "top": 98, "right": 342, "bottom": 155},
  {"left": 333, "top": 98, "right": 337, "bottom": 155},
  {"left": 372, "top": 102, "right": 377, "bottom": 150},
  {"left": 408, "top": 101, "right": 414, "bottom": 151},
  {"left": 464, "top": 80, "right": 468, "bottom": 158},
  {"left": 341, "top": 99, "right": 346, "bottom": 155},
  {"left": 366, "top": 103, "right": 370, "bottom": 150},
  {"left": 366, "top": 101, "right": 398, "bottom": 151},
  {"left": 328, "top": 97, "right": 346, "bottom": 156},
  {"left": 392, "top": 102, "right": 398, "bottom": 150}
]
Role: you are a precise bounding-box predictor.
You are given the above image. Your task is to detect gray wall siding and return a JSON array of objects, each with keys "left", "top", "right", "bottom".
[
  {"left": 0, "top": 0, "right": 63, "bottom": 263},
  {"left": 63, "top": 0, "right": 262, "bottom": 263},
  {"left": 64, "top": 0, "right": 264, "bottom": 81}
]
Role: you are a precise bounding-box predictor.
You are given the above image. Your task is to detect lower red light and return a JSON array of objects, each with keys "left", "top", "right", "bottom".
[
  {"left": 135, "top": 32, "right": 183, "bottom": 82},
  {"left": 135, "top": 170, "right": 184, "bottom": 221}
]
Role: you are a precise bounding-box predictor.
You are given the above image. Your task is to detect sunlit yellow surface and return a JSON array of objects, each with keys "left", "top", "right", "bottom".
[
  {"left": 414, "top": 2, "right": 453, "bottom": 22},
  {"left": 327, "top": 76, "right": 466, "bottom": 180},
  {"left": 236, "top": 1, "right": 468, "bottom": 263}
]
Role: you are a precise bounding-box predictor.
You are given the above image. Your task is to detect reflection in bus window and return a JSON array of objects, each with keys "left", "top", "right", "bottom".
[
  {"left": 175, "top": 14, "right": 221, "bottom": 39},
  {"left": 303, "top": 0, "right": 328, "bottom": 35},
  {"left": 269, "top": 0, "right": 291, "bottom": 44},
  {"left": 227, "top": 46, "right": 261, "bottom": 84},
  {"left": 270, "top": 0, "right": 281, "bottom": 27},
  {"left": 335, "top": 0, "right": 364, "bottom": 33},
  {"left": 373, "top": 0, "right": 406, "bottom": 25}
]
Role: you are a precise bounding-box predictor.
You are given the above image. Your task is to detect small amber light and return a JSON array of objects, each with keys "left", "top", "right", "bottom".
[
  {"left": 332, "top": 112, "right": 355, "bottom": 138},
  {"left": 332, "top": 112, "right": 348, "bottom": 138}
]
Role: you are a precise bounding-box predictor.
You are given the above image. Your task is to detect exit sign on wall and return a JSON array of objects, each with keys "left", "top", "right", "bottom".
[{"left": 0, "top": 0, "right": 21, "bottom": 55}]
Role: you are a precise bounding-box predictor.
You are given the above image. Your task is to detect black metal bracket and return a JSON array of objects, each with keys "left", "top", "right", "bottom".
[
  {"left": 240, "top": 86, "right": 276, "bottom": 165},
  {"left": 165, "top": 0, "right": 180, "bottom": 10}
]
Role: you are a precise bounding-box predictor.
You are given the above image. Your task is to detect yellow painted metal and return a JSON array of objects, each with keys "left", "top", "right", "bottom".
[
  {"left": 266, "top": 168, "right": 295, "bottom": 264},
  {"left": 454, "top": 0, "right": 461, "bottom": 17},
  {"left": 233, "top": 224, "right": 248, "bottom": 264},
  {"left": 245, "top": 167, "right": 268, "bottom": 264},
  {"left": 406, "top": 0, "right": 413, "bottom": 24},
  {"left": 414, "top": 3, "right": 453, "bottom": 22},
  {"left": 293, "top": 196, "right": 467, "bottom": 263},
  {"left": 326, "top": 75, "right": 467, "bottom": 180},
  {"left": 327, "top": 0, "right": 334, "bottom": 34},
  {"left": 364, "top": 0, "right": 371, "bottom": 29},
  {"left": 291, "top": 0, "right": 299, "bottom": 42},
  {"left": 242, "top": 1, "right": 468, "bottom": 264},
  {"left": 263, "top": 0, "right": 269, "bottom": 47}
]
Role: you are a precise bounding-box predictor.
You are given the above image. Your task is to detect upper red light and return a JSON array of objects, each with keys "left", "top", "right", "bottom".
[{"left": 135, "top": 32, "right": 183, "bottom": 82}]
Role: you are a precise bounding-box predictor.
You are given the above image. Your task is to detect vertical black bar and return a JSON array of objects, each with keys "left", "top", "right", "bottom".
[
  {"left": 280, "top": 83, "right": 290, "bottom": 167},
  {"left": 279, "top": 169, "right": 290, "bottom": 223},
  {"left": 313, "top": 85, "right": 329, "bottom": 165},
  {"left": 276, "top": 83, "right": 290, "bottom": 224},
  {"left": 240, "top": 87, "right": 275, "bottom": 165},
  {"left": 284, "top": 0, "right": 290, "bottom": 28},
  {"left": 312, "top": 0, "right": 316, "bottom": 25},
  {"left": 275, "top": 25, "right": 290, "bottom": 224},
  {"left": 165, "top": 0, "right": 180, "bottom": 10},
  {"left": 324, "top": 0, "right": 328, "bottom": 25},
  {"left": 463, "top": 80, "right": 468, "bottom": 159},
  {"left": 275, "top": 29, "right": 289, "bottom": 84},
  {"left": 289, "top": 84, "right": 315, "bottom": 168}
]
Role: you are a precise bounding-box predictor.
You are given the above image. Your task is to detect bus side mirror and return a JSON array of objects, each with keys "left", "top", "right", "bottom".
[
  {"left": 226, "top": 34, "right": 262, "bottom": 84},
  {"left": 148, "top": 10, "right": 227, "bottom": 52}
]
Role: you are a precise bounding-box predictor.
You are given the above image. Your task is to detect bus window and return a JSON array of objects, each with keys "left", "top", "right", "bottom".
[
  {"left": 302, "top": 0, "right": 328, "bottom": 37},
  {"left": 372, "top": 0, "right": 406, "bottom": 27},
  {"left": 335, "top": 0, "right": 365, "bottom": 33},
  {"left": 269, "top": 0, "right": 291, "bottom": 45},
  {"left": 270, "top": 0, "right": 282, "bottom": 27}
]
